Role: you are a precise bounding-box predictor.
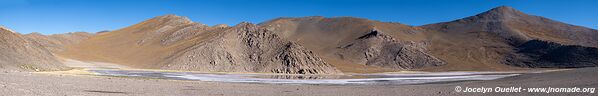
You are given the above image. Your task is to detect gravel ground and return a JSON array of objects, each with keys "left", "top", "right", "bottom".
[{"left": 1, "top": 68, "right": 597, "bottom": 96}]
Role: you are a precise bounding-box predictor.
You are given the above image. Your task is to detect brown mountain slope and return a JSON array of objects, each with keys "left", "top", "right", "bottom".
[
  {"left": 261, "top": 6, "right": 598, "bottom": 71},
  {"left": 421, "top": 6, "right": 598, "bottom": 70},
  {"left": 423, "top": 6, "right": 598, "bottom": 47},
  {"left": 0, "top": 26, "right": 68, "bottom": 71},
  {"left": 60, "top": 15, "right": 211, "bottom": 68},
  {"left": 61, "top": 15, "right": 339, "bottom": 74},
  {"left": 25, "top": 32, "right": 94, "bottom": 53},
  {"left": 260, "top": 16, "right": 445, "bottom": 72}
]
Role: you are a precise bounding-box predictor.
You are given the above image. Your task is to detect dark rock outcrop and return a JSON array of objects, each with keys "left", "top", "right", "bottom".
[{"left": 336, "top": 29, "right": 445, "bottom": 69}]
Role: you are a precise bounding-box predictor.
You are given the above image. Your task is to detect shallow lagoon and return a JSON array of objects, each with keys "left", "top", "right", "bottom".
[{"left": 90, "top": 69, "right": 520, "bottom": 85}]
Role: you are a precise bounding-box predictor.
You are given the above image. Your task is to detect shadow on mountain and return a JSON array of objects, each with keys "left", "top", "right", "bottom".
[{"left": 507, "top": 40, "right": 598, "bottom": 68}]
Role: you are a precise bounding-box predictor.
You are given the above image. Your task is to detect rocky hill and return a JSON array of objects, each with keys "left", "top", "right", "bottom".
[
  {"left": 0, "top": 26, "right": 68, "bottom": 71},
  {"left": 162, "top": 23, "right": 339, "bottom": 74},
  {"left": 60, "top": 15, "right": 340, "bottom": 74}
]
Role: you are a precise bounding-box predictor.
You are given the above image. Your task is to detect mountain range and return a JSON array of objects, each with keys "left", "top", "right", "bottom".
[{"left": 1, "top": 6, "right": 597, "bottom": 73}]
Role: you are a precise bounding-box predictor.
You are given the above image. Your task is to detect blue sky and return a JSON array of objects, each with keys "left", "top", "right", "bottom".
[{"left": 0, "top": 0, "right": 596, "bottom": 34}]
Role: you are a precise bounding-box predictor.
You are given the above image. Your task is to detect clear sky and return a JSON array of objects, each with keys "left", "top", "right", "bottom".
[{"left": 0, "top": 0, "right": 596, "bottom": 34}]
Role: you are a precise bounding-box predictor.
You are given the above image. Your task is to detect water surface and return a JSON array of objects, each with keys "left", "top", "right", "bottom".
[{"left": 89, "top": 69, "right": 520, "bottom": 85}]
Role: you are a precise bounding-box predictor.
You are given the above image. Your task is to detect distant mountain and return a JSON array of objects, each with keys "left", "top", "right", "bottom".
[
  {"left": 423, "top": 6, "right": 598, "bottom": 46},
  {"left": 0, "top": 26, "right": 68, "bottom": 71},
  {"left": 422, "top": 6, "right": 598, "bottom": 69},
  {"left": 60, "top": 15, "right": 340, "bottom": 74},
  {"left": 25, "top": 32, "right": 94, "bottom": 53}
]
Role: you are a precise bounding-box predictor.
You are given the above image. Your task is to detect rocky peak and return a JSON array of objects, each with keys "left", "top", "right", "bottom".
[
  {"left": 150, "top": 14, "right": 197, "bottom": 27},
  {"left": 230, "top": 22, "right": 259, "bottom": 32},
  {"left": 234, "top": 22, "right": 255, "bottom": 27},
  {"left": 488, "top": 6, "right": 518, "bottom": 13},
  {"left": 155, "top": 14, "right": 191, "bottom": 21},
  {"left": 469, "top": 6, "right": 528, "bottom": 21},
  {"left": 212, "top": 24, "right": 229, "bottom": 28},
  {"left": 356, "top": 29, "right": 398, "bottom": 42}
]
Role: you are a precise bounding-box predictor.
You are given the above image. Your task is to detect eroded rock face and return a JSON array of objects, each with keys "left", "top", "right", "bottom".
[
  {"left": 506, "top": 40, "right": 598, "bottom": 68},
  {"left": 336, "top": 30, "right": 445, "bottom": 69},
  {"left": 0, "top": 27, "right": 68, "bottom": 71},
  {"left": 162, "top": 23, "right": 340, "bottom": 74}
]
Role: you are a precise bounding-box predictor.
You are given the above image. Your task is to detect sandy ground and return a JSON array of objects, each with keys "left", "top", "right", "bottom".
[{"left": 0, "top": 67, "right": 596, "bottom": 96}]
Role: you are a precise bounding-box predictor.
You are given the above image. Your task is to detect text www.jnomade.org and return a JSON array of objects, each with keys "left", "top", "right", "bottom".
[{"left": 454, "top": 86, "right": 595, "bottom": 93}]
